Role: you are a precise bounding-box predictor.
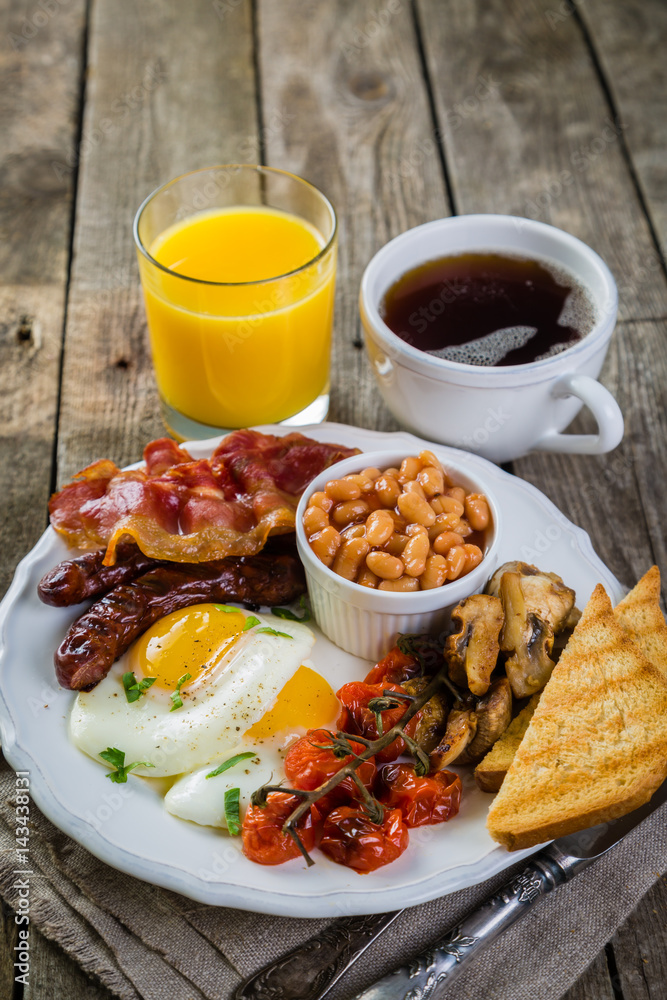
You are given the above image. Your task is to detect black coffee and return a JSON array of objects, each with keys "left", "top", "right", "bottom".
[{"left": 380, "top": 252, "right": 596, "bottom": 366}]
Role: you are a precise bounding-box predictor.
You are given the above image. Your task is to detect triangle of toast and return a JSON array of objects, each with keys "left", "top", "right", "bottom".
[
  {"left": 486, "top": 584, "right": 667, "bottom": 851},
  {"left": 614, "top": 566, "right": 667, "bottom": 678}
]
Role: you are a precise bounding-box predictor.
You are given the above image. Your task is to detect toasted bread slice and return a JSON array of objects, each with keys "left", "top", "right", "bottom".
[
  {"left": 474, "top": 694, "right": 540, "bottom": 792},
  {"left": 486, "top": 584, "right": 667, "bottom": 851},
  {"left": 615, "top": 566, "right": 667, "bottom": 677}
]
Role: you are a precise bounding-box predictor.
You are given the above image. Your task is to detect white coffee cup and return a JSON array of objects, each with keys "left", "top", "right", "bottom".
[{"left": 359, "top": 215, "right": 623, "bottom": 464}]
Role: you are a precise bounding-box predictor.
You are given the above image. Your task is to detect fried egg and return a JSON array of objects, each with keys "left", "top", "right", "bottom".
[
  {"left": 164, "top": 661, "right": 340, "bottom": 829},
  {"left": 69, "top": 604, "right": 324, "bottom": 778},
  {"left": 164, "top": 740, "right": 277, "bottom": 829}
]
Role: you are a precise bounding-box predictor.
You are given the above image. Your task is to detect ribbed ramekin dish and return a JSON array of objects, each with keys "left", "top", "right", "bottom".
[{"left": 295, "top": 449, "right": 502, "bottom": 660}]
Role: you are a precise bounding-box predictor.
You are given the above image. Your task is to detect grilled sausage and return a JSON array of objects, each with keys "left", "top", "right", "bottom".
[
  {"left": 38, "top": 542, "right": 159, "bottom": 607},
  {"left": 54, "top": 550, "right": 306, "bottom": 690}
]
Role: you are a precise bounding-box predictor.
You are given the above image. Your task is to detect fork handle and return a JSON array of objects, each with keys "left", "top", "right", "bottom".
[
  {"left": 234, "top": 911, "right": 401, "bottom": 1000},
  {"left": 352, "top": 847, "right": 592, "bottom": 1000}
]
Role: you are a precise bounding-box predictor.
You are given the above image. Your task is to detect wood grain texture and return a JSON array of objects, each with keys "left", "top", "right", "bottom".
[
  {"left": 514, "top": 317, "right": 667, "bottom": 600},
  {"left": 413, "top": 0, "right": 667, "bottom": 595},
  {"left": 415, "top": 0, "right": 667, "bottom": 323},
  {"left": 55, "top": 0, "right": 259, "bottom": 482},
  {"left": 256, "top": 0, "right": 451, "bottom": 432},
  {"left": 1, "top": 2, "right": 666, "bottom": 998},
  {"left": 580, "top": 0, "right": 667, "bottom": 259},
  {"left": 610, "top": 877, "right": 667, "bottom": 1000},
  {"left": 558, "top": 949, "right": 616, "bottom": 1000},
  {"left": 0, "top": 0, "right": 87, "bottom": 598}
]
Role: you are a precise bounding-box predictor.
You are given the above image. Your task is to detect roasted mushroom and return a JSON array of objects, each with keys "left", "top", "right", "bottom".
[
  {"left": 456, "top": 677, "right": 512, "bottom": 765},
  {"left": 445, "top": 594, "right": 504, "bottom": 696},
  {"left": 486, "top": 561, "right": 525, "bottom": 599},
  {"left": 486, "top": 561, "right": 576, "bottom": 698},
  {"left": 429, "top": 706, "right": 478, "bottom": 771},
  {"left": 552, "top": 606, "right": 582, "bottom": 662},
  {"left": 486, "top": 562, "right": 575, "bottom": 628},
  {"left": 402, "top": 677, "right": 448, "bottom": 754},
  {"left": 563, "top": 605, "right": 582, "bottom": 631}
]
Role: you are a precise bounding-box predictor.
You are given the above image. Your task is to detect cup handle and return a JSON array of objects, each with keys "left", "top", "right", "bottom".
[{"left": 535, "top": 373, "right": 624, "bottom": 455}]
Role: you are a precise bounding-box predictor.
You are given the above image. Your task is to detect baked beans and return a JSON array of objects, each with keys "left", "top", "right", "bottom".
[
  {"left": 304, "top": 454, "right": 491, "bottom": 590},
  {"left": 333, "top": 536, "right": 370, "bottom": 581},
  {"left": 303, "top": 505, "right": 330, "bottom": 535},
  {"left": 365, "top": 509, "right": 394, "bottom": 547}
]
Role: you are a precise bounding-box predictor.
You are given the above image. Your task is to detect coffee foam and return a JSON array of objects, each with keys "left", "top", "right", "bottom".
[
  {"left": 428, "top": 325, "right": 538, "bottom": 365},
  {"left": 557, "top": 286, "right": 597, "bottom": 335},
  {"left": 510, "top": 253, "right": 599, "bottom": 342},
  {"left": 426, "top": 253, "right": 598, "bottom": 366}
]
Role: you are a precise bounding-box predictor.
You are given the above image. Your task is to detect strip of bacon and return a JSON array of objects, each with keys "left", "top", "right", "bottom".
[{"left": 48, "top": 430, "right": 358, "bottom": 565}]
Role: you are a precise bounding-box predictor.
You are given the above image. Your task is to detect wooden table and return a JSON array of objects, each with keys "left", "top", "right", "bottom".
[{"left": 1, "top": 0, "right": 666, "bottom": 996}]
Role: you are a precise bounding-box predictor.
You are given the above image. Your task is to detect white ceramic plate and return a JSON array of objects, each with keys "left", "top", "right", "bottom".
[{"left": 0, "top": 423, "right": 623, "bottom": 917}]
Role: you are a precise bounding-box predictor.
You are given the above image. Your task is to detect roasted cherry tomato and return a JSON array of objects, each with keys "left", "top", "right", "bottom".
[
  {"left": 378, "top": 763, "right": 462, "bottom": 827},
  {"left": 336, "top": 681, "right": 421, "bottom": 763},
  {"left": 284, "top": 729, "right": 376, "bottom": 810},
  {"left": 364, "top": 646, "right": 422, "bottom": 686},
  {"left": 319, "top": 805, "right": 409, "bottom": 873},
  {"left": 241, "top": 793, "right": 320, "bottom": 866}
]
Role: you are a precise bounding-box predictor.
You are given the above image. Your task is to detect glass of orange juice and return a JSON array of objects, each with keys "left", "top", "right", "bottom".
[{"left": 134, "top": 165, "right": 337, "bottom": 439}]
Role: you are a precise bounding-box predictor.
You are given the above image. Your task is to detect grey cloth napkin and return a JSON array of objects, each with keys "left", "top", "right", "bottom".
[{"left": 0, "top": 755, "right": 665, "bottom": 1000}]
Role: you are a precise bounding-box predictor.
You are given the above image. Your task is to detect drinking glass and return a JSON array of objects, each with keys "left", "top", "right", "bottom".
[{"left": 134, "top": 165, "right": 337, "bottom": 440}]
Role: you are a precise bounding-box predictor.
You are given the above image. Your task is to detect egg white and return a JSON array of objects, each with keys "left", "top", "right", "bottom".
[
  {"left": 164, "top": 738, "right": 284, "bottom": 830},
  {"left": 69, "top": 611, "right": 315, "bottom": 777}
]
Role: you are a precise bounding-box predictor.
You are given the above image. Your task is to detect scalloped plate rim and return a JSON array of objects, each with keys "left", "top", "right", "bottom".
[{"left": 0, "top": 422, "right": 624, "bottom": 916}]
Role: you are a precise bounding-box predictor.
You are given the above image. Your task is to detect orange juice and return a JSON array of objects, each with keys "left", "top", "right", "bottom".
[{"left": 138, "top": 205, "right": 336, "bottom": 429}]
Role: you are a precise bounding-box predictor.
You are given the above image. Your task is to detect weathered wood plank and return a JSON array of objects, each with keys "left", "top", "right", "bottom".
[
  {"left": 55, "top": 0, "right": 259, "bottom": 482},
  {"left": 413, "top": 0, "right": 667, "bottom": 593},
  {"left": 414, "top": 5, "right": 666, "bottom": 990},
  {"left": 24, "top": 926, "right": 113, "bottom": 1000},
  {"left": 415, "top": 0, "right": 667, "bottom": 323},
  {"left": 256, "top": 0, "right": 451, "bottom": 431},
  {"left": 519, "top": 317, "right": 667, "bottom": 599},
  {"left": 1, "top": 3, "right": 664, "bottom": 998},
  {"left": 2, "top": 2, "right": 259, "bottom": 993},
  {"left": 0, "top": 0, "right": 87, "bottom": 597},
  {"left": 580, "top": 0, "right": 667, "bottom": 258},
  {"left": 516, "top": 356, "right": 667, "bottom": 600},
  {"left": 558, "top": 949, "right": 616, "bottom": 1000},
  {"left": 610, "top": 876, "right": 667, "bottom": 1000}
]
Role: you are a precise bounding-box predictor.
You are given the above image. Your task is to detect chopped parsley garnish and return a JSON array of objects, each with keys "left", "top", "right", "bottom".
[
  {"left": 99, "top": 747, "right": 154, "bottom": 783},
  {"left": 271, "top": 595, "right": 312, "bottom": 622},
  {"left": 224, "top": 787, "right": 242, "bottom": 836},
  {"left": 122, "top": 671, "right": 156, "bottom": 703},
  {"left": 215, "top": 607, "right": 294, "bottom": 636},
  {"left": 206, "top": 751, "right": 257, "bottom": 779},
  {"left": 170, "top": 672, "right": 192, "bottom": 712}
]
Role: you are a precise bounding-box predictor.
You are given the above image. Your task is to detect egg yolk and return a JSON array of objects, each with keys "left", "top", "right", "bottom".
[
  {"left": 246, "top": 666, "right": 339, "bottom": 738},
  {"left": 127, "top": 604, "right": 247, "bottom": 690}
]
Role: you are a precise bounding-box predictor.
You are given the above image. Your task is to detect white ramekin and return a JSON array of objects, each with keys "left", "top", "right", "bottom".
[{"left": 295, "top": 449, "right": 502, "bottom": 661}]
